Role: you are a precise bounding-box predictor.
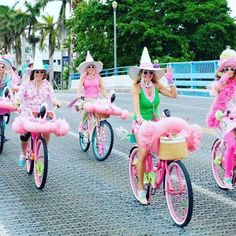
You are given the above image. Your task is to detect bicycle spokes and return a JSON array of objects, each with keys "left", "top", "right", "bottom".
[
  {"left": 212, "top": 139, "right": 227, "bottom": 189},
  {"left": 92, "top": 120, "right": 114, "bottom": 161},
  {"left": 165, "top": 161, "right": 193, "bottom": 227}
]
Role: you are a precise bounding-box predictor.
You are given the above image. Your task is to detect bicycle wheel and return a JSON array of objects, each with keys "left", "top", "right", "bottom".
[
  {"left": 129, "top": 146, "right": 152, "bottom": 203},
  {"left": 26, "top": 137, "right": 34, "bottom": 175},
  {"left": 34, "top": 136, "right": 48, "bottom": 190},
  {"left": 0, "top": 116, "right": 5, "bottom": 154},
  {"left": 92, "top": 120, "right": 114, "bottom": 161},
  {"left": 165, "top": 160, "right": 193, "bottom": 227},
  {"left": 79, "top": 132, "right": 90, "bottom": 152},
  {"left": 212, "top": 139, "right": 227, "bottom": 190}
]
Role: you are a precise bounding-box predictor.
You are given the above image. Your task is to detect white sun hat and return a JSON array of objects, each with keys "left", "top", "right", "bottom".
[
  {"left": 128, "top": 47, "right": 165, "bottom": 79},
  {"left": 77, "top": 51, "right": 103, "bottom": 74},
  {"left": 32, "top": 49, "right": 46, "bottom": 71},
  {"left": 0, "top": 54, "right": 12, "bottom": 70}
]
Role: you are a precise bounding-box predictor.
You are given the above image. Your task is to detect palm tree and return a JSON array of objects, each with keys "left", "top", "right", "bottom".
[
  {"left": 37, "top": 15, "right": 60, "bottom": 85},
  {"left": 24, "top": 1, "right": 42, "bottom": 57}
]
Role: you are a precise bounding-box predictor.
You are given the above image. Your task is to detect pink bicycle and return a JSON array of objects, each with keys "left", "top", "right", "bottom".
[
  {"left": 12, "top": 104, "right": 69, "bottom": 189},
  {"left": 68, "top": 94, "right": 128, "bottom": 161},
  {"left": 129, "top": 116, "right": 202, "bottom": 227},
  {"left": 212, "top": 110, "right": 236, "bottom": 190}
]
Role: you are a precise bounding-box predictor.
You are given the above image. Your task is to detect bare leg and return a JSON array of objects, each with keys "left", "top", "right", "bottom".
[
  {"left": 135, "top": 133, "right": 147, "bottom": 191},
  {"left": 21, "top": 141, "right": 28, "bottom": 156}
]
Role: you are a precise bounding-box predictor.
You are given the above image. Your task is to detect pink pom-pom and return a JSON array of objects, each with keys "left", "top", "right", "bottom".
[
  {"left": 121, "top": 110, "right": 129, "bottom": 120},
  {"left": 186, "top": 124, "right": 202, "bottom": 152},
  {"left": 138, "top": 121, "right": 157, "bottom": 148}
]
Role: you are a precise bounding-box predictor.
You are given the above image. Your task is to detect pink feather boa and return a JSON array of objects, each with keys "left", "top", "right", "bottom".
[
  {"left": 12, "top": 115, "right": 69, "bottom": 136},
  {"left": 206, "top": 78, "right": 236, "bottom": 128},
  {"left": 138, "top": 117, "right": 202, "bottom": 153}
]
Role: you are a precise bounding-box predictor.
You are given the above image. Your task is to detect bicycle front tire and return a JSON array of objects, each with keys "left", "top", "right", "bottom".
[
  {"left": 92, "top": 120, "right": 114, "bottom": 161},
  {"left": 34, "top": 136, "right": 48, "bottom": 190},
  {"left": 164, "top": 160, "right": 193, "bottom": 227}
]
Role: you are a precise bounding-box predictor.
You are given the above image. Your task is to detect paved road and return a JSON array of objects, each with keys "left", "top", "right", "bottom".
[{"left": 0, "top": 92, "right": 235, "bottom": 236}]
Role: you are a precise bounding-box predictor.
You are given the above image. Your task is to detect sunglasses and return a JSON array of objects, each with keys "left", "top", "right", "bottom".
[
  {"left": 35, "top": 70, "right": 45, "bottom": 74},
  {"left": 143, "top": 70, "right": 154, "bottom": 75},
  {"left": 223, "top": 67, "right": 236, "bottom": 72},
  {"left": 87, "top": 65, "right": 95, "bottom": 69}
]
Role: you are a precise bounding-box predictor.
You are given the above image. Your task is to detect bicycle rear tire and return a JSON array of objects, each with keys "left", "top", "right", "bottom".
[
  {"left": 165, "top": 160, "right": 193, "bottom": 227},
  {"left": 0, "top": 116, "right": 5, "bottom": 154},
  {"left": 26, "top": 137, "right": 34, "bottom": 175},
  {"left": 79, "top": 131, "right": 90, "bottom": 152}
]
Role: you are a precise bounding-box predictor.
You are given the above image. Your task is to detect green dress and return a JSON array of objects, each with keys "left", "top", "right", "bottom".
[{"left": 134, "top": 86, "right": 160, "bottom": 121}]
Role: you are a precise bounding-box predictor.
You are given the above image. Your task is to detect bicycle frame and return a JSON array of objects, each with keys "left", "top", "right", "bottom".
[{"left": 146, "top": 152, "right": 186, "bottom": 193}]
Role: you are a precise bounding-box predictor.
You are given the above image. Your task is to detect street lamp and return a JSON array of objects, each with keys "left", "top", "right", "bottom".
[{"left": 112, "top": 1, "right": 118, "bottom": 69}]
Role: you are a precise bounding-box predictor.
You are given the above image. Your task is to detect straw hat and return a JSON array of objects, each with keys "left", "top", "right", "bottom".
[
  {"left": 77, "top": 51, "right": 103, "bottom": 74},
  {"left": 32, "top": 49, "right": 45, "bottom": 71},
  {"left": 128, "top": 47, "right": 165, "bottom": 79},
  {"left": 217, "top": 46, "right": 236, "bottom": 72}
]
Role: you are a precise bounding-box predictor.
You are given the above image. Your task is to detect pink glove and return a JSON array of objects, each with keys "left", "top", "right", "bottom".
[
  {"left": 136, "top": 114, "right": 143, "bottom": 125},
  {"left": 165, "top": 72, "right": 175, "bottom": 86},
  {"left": 217, "top": 73, "right": 229, "bottom": 86}
]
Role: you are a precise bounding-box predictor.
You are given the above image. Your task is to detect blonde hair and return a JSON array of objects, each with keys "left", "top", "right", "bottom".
[{"left": 133, "top": 69, "right": 159, "bottom": 85}]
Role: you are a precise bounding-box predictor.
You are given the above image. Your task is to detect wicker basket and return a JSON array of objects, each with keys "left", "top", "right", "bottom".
[
  {"left": 159, "top": 136, "right": 188, "bottom": 160},
  {"left": 94, "top": 112, "right": 110, "bottom": 119}
]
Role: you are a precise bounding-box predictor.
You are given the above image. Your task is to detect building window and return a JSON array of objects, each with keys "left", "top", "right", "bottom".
[{"left": 58, "top": 60, "right": 61, "bottom": 65}]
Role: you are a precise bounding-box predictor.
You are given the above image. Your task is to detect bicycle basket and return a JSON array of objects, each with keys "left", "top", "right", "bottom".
[
  {"left": 94, "top": 112, "right": 110, "bottom": 119},
  {"left": 159, "top": 136, "right": 188, "bottom": 160}
]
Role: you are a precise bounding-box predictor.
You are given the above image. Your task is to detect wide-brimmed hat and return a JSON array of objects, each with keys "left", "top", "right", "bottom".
[
  {"left": 217, "top": 46, "right": 236, "bottom": 72},
  {"left": 128, "top": 47, "right": 165, "bottom": 80},
  {"left": 32, "top": 49, "right": 45, "bottom": 71},
  {"left": 77, "top": 51, "right": 103, "bottom": 74},
  {"left": 0, "top": 54, "right": 12, "bottom": 70}
]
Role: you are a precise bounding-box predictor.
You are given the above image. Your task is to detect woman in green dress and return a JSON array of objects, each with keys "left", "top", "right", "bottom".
[{"left": 129, "top": 47, "right": 177, "bottom": 205}]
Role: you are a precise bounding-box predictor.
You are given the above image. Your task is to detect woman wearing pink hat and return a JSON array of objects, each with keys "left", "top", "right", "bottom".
[
  {"left": 206, "top": 47, "right": 236, "bottom": 190},
  {"left": 76, "top": 51, "right": 108, "bottom": 131},
  {"left": 129, "top": 47, "right": 177, "bottom": 205}
]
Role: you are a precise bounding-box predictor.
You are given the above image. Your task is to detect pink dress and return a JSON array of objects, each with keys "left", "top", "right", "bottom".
[
  {"left": 83, "top": 75, "right": 100, "bottom": 99},
  {"left": 18, "top": 80, "right": 56, "bottom": 116}
]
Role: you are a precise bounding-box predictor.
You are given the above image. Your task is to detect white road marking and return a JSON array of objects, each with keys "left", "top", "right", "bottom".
[{"left": 69, "top": 130, "right": 236, "bottom": 208}]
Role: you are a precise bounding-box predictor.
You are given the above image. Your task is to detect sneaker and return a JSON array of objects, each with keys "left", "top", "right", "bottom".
[
  {"left": 224, "top": 178, "right": 233, "bottom": 190},
  {"left": 137, "top": 190, "right": 148, "bottom": 205},
  {"left": 19, "top": 154, "right": 26, "bottom": 167}
]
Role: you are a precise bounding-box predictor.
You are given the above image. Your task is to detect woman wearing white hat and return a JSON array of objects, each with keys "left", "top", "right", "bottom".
[
  {"left": 17, "top": 50, "right": 61, "bottom": 167},
  {"left": 129, "top": 47, "right": 177, "bottom": 205},
  {"left": 76, "top": 51, "right": 108, "bottom": 131},
  {"left": 0, "top": 56, "right": 12, "bottom": 96}
]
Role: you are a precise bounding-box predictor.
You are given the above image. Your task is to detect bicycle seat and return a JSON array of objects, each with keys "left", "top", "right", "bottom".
[{"left": 163, "top": 109, "right": 171, "bottom": 117}]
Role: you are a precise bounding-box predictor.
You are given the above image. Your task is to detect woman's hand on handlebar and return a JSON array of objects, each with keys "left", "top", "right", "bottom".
[{"left": 136, "top": 114, "right": 143, "bottom": 125}]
